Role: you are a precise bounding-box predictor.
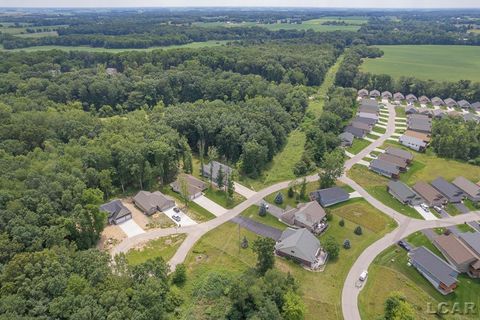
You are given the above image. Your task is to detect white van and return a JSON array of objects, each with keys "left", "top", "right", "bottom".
[{"left": 359, "top": 271, "right": 368, "bottom": 281}]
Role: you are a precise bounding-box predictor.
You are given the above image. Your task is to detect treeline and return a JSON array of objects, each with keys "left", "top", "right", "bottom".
[{"left": 431, "top": 117, "right": 480, "bottom": 165}]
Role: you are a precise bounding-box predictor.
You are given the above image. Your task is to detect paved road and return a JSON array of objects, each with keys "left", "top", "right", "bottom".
[{"left": 230, "top": 216, "right": 283, "bottom": 240}]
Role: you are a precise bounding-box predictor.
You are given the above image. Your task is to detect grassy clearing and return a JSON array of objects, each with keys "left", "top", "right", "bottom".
[
  {"left": 126, "top": 233, "right": 186, "bottom": 265},
  {"left": 240, "top": 205, "right": 286, "bottom": 230},
  {"left": 264, "top": 181, "right": 319, "bottom": 209},
  {"left": 184, "top": 202, "right": 395, "bottom": 320},
  {"left": 0, "top": 40, "right": 228, "bottom": 52},
  {"left": 346, "top": 138, "right": 371, "bottom": 154},
  {"left": 361, "top": 45, "right": 480, "bottom": 82},
  {"left": 347, "top": 165, "right": 424, "bottom": 219}
]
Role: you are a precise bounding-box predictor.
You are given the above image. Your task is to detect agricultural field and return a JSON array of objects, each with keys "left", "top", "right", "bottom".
[{"left": 360, "top": 45, "right": 480, "bottom": 82}]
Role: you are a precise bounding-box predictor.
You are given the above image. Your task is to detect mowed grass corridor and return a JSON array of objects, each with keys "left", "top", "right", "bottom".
[{"left": 360, "top": 45, "right": 480, "bottom": 82}]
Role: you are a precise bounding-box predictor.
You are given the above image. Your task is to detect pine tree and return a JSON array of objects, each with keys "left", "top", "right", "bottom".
[
  {"left": 274, "top": 192, "right": 284, "bottom": 205},
  {"left": 259, "top": 203, "right": 267, "bottom": 217}
]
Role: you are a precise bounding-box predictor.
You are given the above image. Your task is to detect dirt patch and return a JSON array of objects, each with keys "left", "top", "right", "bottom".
[
  {"left": 98, "top": 225, "right": 126, "bottom": 251},
  {"left": 122, "top": 200, "right": 151, "bottom": 229}
]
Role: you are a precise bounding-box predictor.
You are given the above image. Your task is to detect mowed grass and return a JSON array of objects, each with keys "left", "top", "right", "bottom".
[
  {"left": 126, "top": 233, "right": 187, "bottom": 265},
  {"left": 346, "top": 138, "right": 371, "bottom": 154},
  {"left": 184, "top": 201, "right": 395, "bottom": 320},
  {"left": 0, "top": 40, "right": 228, "bottom": 52},
  {"left": 204, "top": 187, "right": 245, "bottom": 209},
  {"left": 240, "top": 205, "right": 286, "bottom": 230},
  {"left": 361, "top": 45, "right": 480, "bottom": 82}
]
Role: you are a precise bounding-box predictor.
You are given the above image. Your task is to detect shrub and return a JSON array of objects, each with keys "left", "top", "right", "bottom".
[
  {"left": 323, "top": 235, "right": 339, "bottom": 259},
  {"left": 274, "top": 192, "right": 284, "bottom": 205},
  {"left": 354, "top": 226, "right": 363, "bottom": 235},
  {"left": 343, "top": 239, "right": 351, "bottom": 249},
  {"left": 172, "top": 263, "right": 187, "bottom": 286},
  {"left": 241, "top": 236, "right": 249, "bottom": 249},
  {"left": 287, "top": 187, "right": 294, "bottom": 198},
  {"left": 339, "top": 219, "right": 345, "bottom": 227},
  {"left": 259, "top": 203, "right": 267, "bottom": 217}
]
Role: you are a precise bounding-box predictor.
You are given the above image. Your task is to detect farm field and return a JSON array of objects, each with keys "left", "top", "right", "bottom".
[
  {"left": 360, "top": 45, "right": 480, "bottom": 82},
  {"left": 0, "top": 40, "right": 228, "bottom": 52}
]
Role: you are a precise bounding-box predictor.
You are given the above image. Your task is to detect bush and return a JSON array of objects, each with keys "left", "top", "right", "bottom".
[
  {"left": 339, "top": 219, "right": 345, "bottom": 227},
  {"left": 241, "top": 236, "right": 249, "bottom": 249},
  {"left": 343, "top": 239, "right": 351, "bottom": 249},
  {"left": 172, "top": 263, "right": 187, "bottom": 286},
  {"left": 274, "top": 192, "right": 284, "bottom": 205},
  {"left": 323, "top": 235, "right": 339, "bottom": 259},
  {"left": 287, "top": 187, "right": 294, "bottom": 198},
  {"left": 259, "top": 203, "right": 267, "bottom": 217},
  {"left": 354, "top": 226, "right": 363, "bottom": 235}
]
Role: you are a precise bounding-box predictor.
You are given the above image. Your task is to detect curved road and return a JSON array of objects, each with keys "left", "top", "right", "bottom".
[{"left": 111, "top": 102, "right": 480, "bottom": 320}]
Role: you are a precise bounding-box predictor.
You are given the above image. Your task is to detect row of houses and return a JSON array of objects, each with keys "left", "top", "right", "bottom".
[
  {"left": 358, "top": 89, "right": 480, "bottom": 112},
  {"left": 406, "top": 105, "right": 480, "bottom": 124},
  {"left": 409, "top": 231, "right": 480, "bottom": 295},
  {"left": 399, "top": 113, "right": 432, "bottom": 151},
  {"left": 369, "top": 147, "right": 414, "bottom": 179},
  {"left": 388, "top": 176, "right": 480, "bottom": 208},
  {"left": 340, "top": 99, "right": 381, "bottom": 145}
]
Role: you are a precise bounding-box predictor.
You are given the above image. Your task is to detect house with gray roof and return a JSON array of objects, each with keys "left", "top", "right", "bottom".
[
  {"left": 280, "top": 201, "right": 327, "bottom": 234},
  {"left": 202, "top": 161, "right": 233, "bottom": 185},
  {"left": 387, "top": 180, "right": 423, "bottom": 205},
  {"left": 357, "top": 89, "right": 369, "bottom": 98},
  {"left": 309, "top": 187, "right": 350, "bottom": 207},
  {"left": 459, "top": 232, "right": 480, "bottom": 257},
  {"left": 471, "top": 102, "right": 480, "bottom": 112},
  {"left": 357, "top": 112, "right": 378, "bottom": 120},
  {"left": 133, "top": 191, "right": 175, "bottom": 215},
  {"left": 433, "top": 109, "right": 447, "bottom": 119},
  {"left": 370, "top": 90, "right": 380, "bottom": 98},
  {"left": 360, "top": 98, "right": 379, "bottom": 108},
  {"left": 419, "top": 95, "right": 430, "bottom": 104},
  {"left": 463, "top": 113, "right": 480, "bottom": 123},
  {"left": 378, "top": 153, "right": 408, "bottom": 171},
  {"left": 405, "top": 105, "right": 417, "bottom": 115},
  {"left": 385, "top": 146, "right": 413, "bottom": 163},
  {"left": 100, "top": 199, "right": 132, "bottom": 224},
  {"left": 359, "top": 105, "right": 379, "bottom": 115},
  {"left": 409, "top": 246, "right": 458, "bottom": 295},
  {"left": 354, "top": 116, "right": 377, "bottom": 126},
  {"left": 418, "top": 107, "right": 433, "bottom": 117},
  {"left": 345, "top": 125, "right": 367, "bottom": 139},
  {"left": 406, "top": 94, "right": 418, "bottom": 103},
  {"left": 351, "top": 120, "right": 372, "bottom": 132},
  {"left": 452, "top": 176, "right": 480, "bottom": 202},
  {"left": 457, "top": 100, "right": 471, "bottom": 109},
  {"left": 394, "top": 92, "right": 405, "bottom": 101},
  {"left": 431, "top": 177, "right": 465, "bottom": 203},
  {"left": 444, "top": 98, "right": 457, "bottom": 108},
  {"left": 369, "top": 159, "right": 400, "bottom": 179},
  {"left": 170, "top": 174, "right": 207, "bottom": 200},
  {"left": 275, "top": 228, "right": 326, "bottom": 269},
  {"left": 407, "top": 114, "right": 432, "bottom": 133},
  {"left": 338, "top": 132, "right": 354, "bottom": 147},
  {"left": 431, "top": 97, "right": 445, "bottom": 106},
  {"left": 382, "top": 91, "right": 392, "bottom": 99},
  {"left": 399, "top": 134, "right": 427, "bottom": 152}
]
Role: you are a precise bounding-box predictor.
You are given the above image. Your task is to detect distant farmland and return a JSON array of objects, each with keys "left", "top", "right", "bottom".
[{"left": 360, "top": 45, "right": 480, "bottom": 82}]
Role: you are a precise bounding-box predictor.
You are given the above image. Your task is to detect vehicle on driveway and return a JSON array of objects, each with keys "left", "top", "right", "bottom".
[
  {"left": 434, "top": 206, "right": 442, "bottom": 213},
  {"left": 397, "top": 240, "right": 412, "bottom": 252},
  {"left": 172, "top": 214, "right": 181, "bottom": 222},
  {"left": 173, "top": 207, "right": 180, "bottom": 213},
  {"left": 420, "top": 203, "right": 429, "bottom": 212}
]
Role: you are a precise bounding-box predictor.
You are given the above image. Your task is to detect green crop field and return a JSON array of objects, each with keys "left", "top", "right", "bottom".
[{"left": 360, "top": 45, "right": 480, "bottom": 82}]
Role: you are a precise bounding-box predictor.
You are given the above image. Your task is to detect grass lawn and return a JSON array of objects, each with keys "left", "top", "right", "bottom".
[
  {"left": 204, "top": 187, "right": 245, "bottom": 209},
  {"left": 463, "top": 199, "right": 479, "bottom": 211},
  {"left": 361, "top": 45, "right": 480, "bottom": 82},
  {"left": 372, "top": 126, "right": 386, "bottom": 134},
  {"left": 160, "top": 187, "right": 216, "bottom": 222},
  {"left": 184, "top": 201, "right": 395, "bottom": 320},
  {"left": 347, "top": 165, "right": 424, "bottom": 219},
  {"left": 240, "top": 205, "right": 286, "bottom": 230},
  {"left": 359, "top": 233, "right": 480, "bottom": 319},
  {"left": 264, "top": 181, "right": 319, "bottom": 209},
  {"left": 126, "top": 233, "right": 186, "bottom": 265},
  {"left": 395, "top": 107, "right": 407, "bottom": 117},
  {"left": 457, "top": 223, "right": 476, "bottom": 233},
  {"left": 0, "top": 40, "right": 228, "bottom": 52},
  {"left": 346, "top": 138, "right": 371, "bottom": 154},
  {"left": 406, "top": 231, "right": 444, "bottom": 257},
  {"left": 445, "top": 203, "right": 461, "bottom": 216}
]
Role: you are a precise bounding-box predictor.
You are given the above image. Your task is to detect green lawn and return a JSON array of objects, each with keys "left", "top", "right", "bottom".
[
  {"left": 126, "top": 234, "right": 186, "bottom": 266},
  {"left": 361, "top": 45, "right": 480, "bottom": 82},
  {"left": 160, "top": 187, "right": 216, "bottom": 222},
  {"left": 445, "top": 203, "right": 461, "bottom": 216},
  {"left": 346, "top": 138, "right": 371, "bottom": 155},
  {"left": 264, "top": 181, "right": 319, "bottom": 209},
  {"left": 204, "top": 187, "right": 245, "bottom": 209},
  {"left": 406, "top": 231, "right": 444, "bottom": 257},
  {"left": 457, "top": 223, "right": 476, "bottom": 233},
  {"left": 372, "top": 126, "right": 386, "bottom": 134},
  {"left": 0, "top": 40, "right": 228, "bottom": 52},
  {"left": 183, "top": 201, "right": 395, "bottom": 320},
  {"left": 240, "top": 205, "right": 286, "bottom": 230},
  {"left": 347, "top": 165, "right": 424, "bottom": 219}
]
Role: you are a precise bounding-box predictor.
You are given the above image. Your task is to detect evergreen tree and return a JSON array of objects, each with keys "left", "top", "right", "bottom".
[
  {"left": 274, "top": 192, "right": 284, "bottom": 205},
  {"left": 252, "top": 237, "right": 276, "bottom": 275},
  {"left": 217, "top": 166, "right": 225, "bottom": 189},
  {"left": 343, "top": 239, "right": 351, "bottom": 249},
  {"left": 354, "top": 226, "right": 363, "bottom": 235},
  {"left": 259, "top": 203, "right": 267, "bottom": 217},
  {"left": 241, "top": 236, "right": 249, "bottom": 249}
]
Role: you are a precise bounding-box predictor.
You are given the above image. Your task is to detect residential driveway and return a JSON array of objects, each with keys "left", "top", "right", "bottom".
[
  {"left": 163, "top": 207, "right": 197, "bottom": 227},
  {"left": 454, "top": 203, "right": 470, "bottom": 214},
  {"left": 119, "top": 219, "right": 145, "bottom": 238},
  {"left": 193, "top": 195, "right": 228, "bottom": 216},
  {"left": 258, "top": 200, "right": 284, "bottom": 219},
  {"left": 413, "top": 205, "right": 438, "bottom": 220},
  {"left": 230, "top": 216, "right": 283, "bottom": 240},
  {"left": 234, "top": 182, "right": 257, "bottom": 198}
]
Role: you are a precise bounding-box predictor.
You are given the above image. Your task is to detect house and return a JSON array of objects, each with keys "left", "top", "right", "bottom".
[
  {"left": 407, "top": 114, "right": 432, "bottom": 133},
  {"left": 354, "top": 116, "right": 377, "bottom": 126},
  {"left": 412, "top": 182, "right": 448, "bottom": 207},
  {"left": 387, "top": 180, "right": 423, "bottom": 205},
  {"left": 432, "top": 109, "right": 447, "bottom": 119},
  {"left": 471, "top": 102, "right": 480, "bottom": 112},
  {"left": 399, "top": 134, "right": 427, "bottom": 152},
  {"left": 444, "top": 98, "right": 457, "bottom": 108},
  {"left": 170, "top": 174, "right": 207, "bottom": 200},
  {"left": 369, "top": 159, "right": 400, "bottom": 178},
  {"left": 457, "top": 100, "right": 471, "bottom": 109},
  {"left": 359, "top": 104, "right": 379, "bottom": 115},
  {"left": 351, "top": 120, "right": 372, "bottom": 132},
  {"left": 280, "top": 201, "right": 327, "bottom": 234},
  {"left": 345, "top": 125, "right": 367, "bottom": 139},
  {"left": 100, "top": 199, "right": 132, "bottom": 224},
  {"left": 452, "top": 176, "right": 480, "bottom": 202},
  {"left": 431, "top": 177, "right": 465, "bottom": 203},
  {"left": 370, "top": 90, "right": 380, "bottom": 98},
  {"left": 309, "top": 187, "right": 350, "bottom": 207},
  {"left": 133, "top": 191, "right": 175, "bottom": 215},
  {"left": 385, "top": 146, "right": 413, "bottom": 163},
  {"left": 404, "top": 130, "right": 431, "bottom": 143},
  {"left": 382, "top": 91, "right": 393, "bottom": 99},
  {"left": 202, "top": 161, "right": 233, "bottom": 185},
  {"left": 394, "top": 92, "right": 405, "bottom": 101},
  {"left": 338, "top": 132, "right": 354, "bottom": 147},
  {"left": 358, "top": 89, "right": 369, "bottom": 98},
  {"left": 378, "top": 153, "right": 408, "bottom": 171},
  {"left": 275, "top": 228, "right": 326, "bottom": 269},
  {"left": 406, "top": 94, "right": 418, "bottom": 103},
  {"left": 459, "top": 232, "right": 480, "bottom": 277},
  {"left": 463, "top": 113, "right": 480, "bottom": 123},
  {"left": 408, "top": 246, "right": 458, "bottom": 295},
  {"left": 405, "top": 105, "right": 417, "bottom": 115},
  {"left": 357, "top": 112, "right": 378, "bottom": 120},
  {"left": 434, "top": 234, "right": 479, "bottom": 274},
  {"left": 419, "top": 95, "right": 430, "bottom": 104},
  {"left": 360, "top": 98, "right": 379, "bottom": 108},
  {"left": 418, "top": 107, "right": 433, "bottom": 117},
  {"left": 431, "top": 97, "right": 445, "bottom": 106}
]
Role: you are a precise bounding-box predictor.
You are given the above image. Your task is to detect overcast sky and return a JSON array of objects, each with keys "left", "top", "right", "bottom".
[{"left": 2, "top": 0, "right": 480, "bottom": 8}]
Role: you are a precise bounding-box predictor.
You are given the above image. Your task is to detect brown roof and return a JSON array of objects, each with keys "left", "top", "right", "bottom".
[
  {"left": 170, "top": 174, "right": 207, "bottom": 197},
  {"left": 434, "top": 234, "right": 478, "bottom": 266},
  {"left": 378, "top": 153, "right": 408, "bottom": 169},
  {"left": 412, "top": 182, "right": 446, "bottom": 204},
  {"left": 404, "top": 130, "right": 431, "bottom": 142},
  {"left": 452, "top": 177, "right": 480, "bottom": 199}
]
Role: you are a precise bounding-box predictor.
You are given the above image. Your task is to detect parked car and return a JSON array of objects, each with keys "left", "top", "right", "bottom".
[
  {"left": 173, "top": 207, "right": 180, "bottom": 213},
  {"left": 420, "top": 203, "right": 429, "bottom": 212},
  {"left": 397, "top": 240, "right": 412, "bottom": 252},
  {"left": 434, "top": 206, "right": 442, "bottom": 213},
  {"left": 172, "top": 215, "right": 181, "bottom": 222},
  {"left": 359, "top": 271, "right": 368, "bottom": 281}
]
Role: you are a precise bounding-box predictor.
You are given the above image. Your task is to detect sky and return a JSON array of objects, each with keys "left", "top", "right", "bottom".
[{"left": 2, "top": 0, "right": 480, "bottom": 8}]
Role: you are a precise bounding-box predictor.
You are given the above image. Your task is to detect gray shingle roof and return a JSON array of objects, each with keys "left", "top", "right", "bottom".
[
  {"left": 360, "top": 98, "right": 379, "bottom": 108},
  {"left": 444, "top": 98, "right": 457, "bottom": 107},
  {"left": 388, "top": 180, "right": 423, "bottom": 204},
  {"left": 406, "top": 94, "right": 417, "bottom": 101},
  {"left": 431, "top": 97, "right": 445, "bottom": 106},
  {"left": 452, "top": 176, "right": 480, "bottom": 200},
  {"left": 382, "top": 91, "right": 392, "bottom": 98},
  {"left": 275, "top": 228, "right": 321, "bottom": 264},
  {"left": 133, "top": 191, "right": 175, "bottom": 213},
  {"left": 100, "top": 199, "right": 131, "bottom": 222},
  {"left": 431, "top": 177, "right": 465, "bottom": 202},
  {"left": 410, "top": 246, "right": 458, "bottom": 287},
  {"left": 459, "top": 232, "right": 480, "bottom": 256},
  {"left": 370, "top": 90, "right": 380, "bottom": 97},
  {"left": 457, "top": 100, "right": 471, "bottom": 108},
  {"left": 369, "top": 159, "right": 400, "bottom": 176},
  {"left": 471, "top": 102, "right": 480, "bottom": 111},
  {"left": 338, "top": 132, "right": 354, "bottom": 145},
  {"left": 309, "top": 187, "right": 349, "bottom": 207},
  {"left": 354, "top": 116, "right": 377, "bottom": 126},
  {"left": 394, "top": 92, "right": 405, "bottom": 100},
  {"left": 345, "top": 126, "right": 366, "bottom": 138},
  {"left": 202, "top": 161, "right": 233, "bottom": 182},
  {"left": 385, "top": 147, "right": 413, "bottom": 161}
]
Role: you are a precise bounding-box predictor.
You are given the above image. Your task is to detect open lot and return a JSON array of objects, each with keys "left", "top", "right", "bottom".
[
  {"left": 360, "top": 45, "right": 480, "bottom": 82},
  {"left": 126, "top": 233, "right": 187, "bottom": 266}
]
